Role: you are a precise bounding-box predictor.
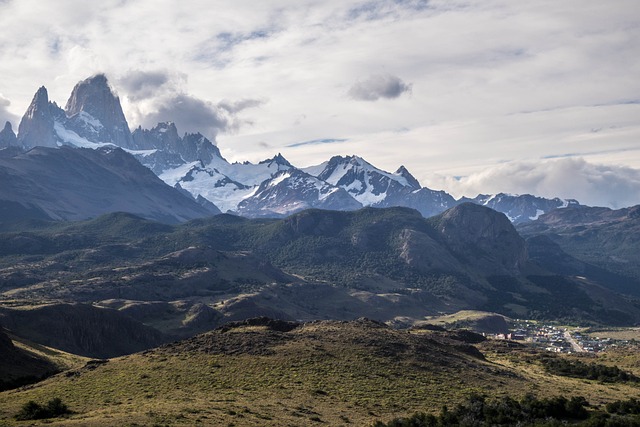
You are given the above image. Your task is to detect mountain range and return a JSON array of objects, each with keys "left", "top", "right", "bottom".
[
  {"left": 1, "top": 75, "right": 640, "bottom": 423},
  {"left": 1, "top": 203, "right": 639, "bottom": 352},
  {"left": 0, "top": 73, "right": 579, "bottom": 223}
]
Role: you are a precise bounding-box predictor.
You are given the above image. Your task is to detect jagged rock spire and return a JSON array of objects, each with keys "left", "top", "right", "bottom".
[
  {"left": 17, "top": 86, "right": 58, "bottom": 149},
  {"left": 0, "top": 121, "right": 17, "bottom": 148},
  {"left": 65, "top": 74, "right": 134, "bottom": 149},
  {"left": 395, "top": 165, "right": 421, "bottom": 189},
  {"left": 260, "top": 152, "right": 292, "bottom": 167}
]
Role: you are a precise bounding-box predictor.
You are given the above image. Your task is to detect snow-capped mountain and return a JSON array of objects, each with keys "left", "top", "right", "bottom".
[
  {"left": 10, "top": 73, "right": 583, "bottom": 223},
  {"left": 17, "top": 76, "right": 137, "bottom": 151},
  {"left": 159, "top": 153, "right": 294, "bottom": 213},
  {"left": 0, "top": 145, "right": 216, "bottom": 223},
  {"left": 309, "top": 155, "right": 419, "bottom": 205},
  {"left": 461, "top": 193, "right": 579, "bottom": 224},
  {"left": 160, "top": 161, "right": 252, "bottom": 213},
  {"left": 130, "top": 122, "right": 223, "bottom": 175},
  {"left": 302, "top": 155, "right": 456, "bottom": 217},
  {"left": 237, "top": 168, "right": 362, "bottom": 217}
]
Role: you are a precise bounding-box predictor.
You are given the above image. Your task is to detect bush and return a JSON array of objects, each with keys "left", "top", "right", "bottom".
[
  {"left": 607, "top": 398, "right": 640, "bottom": 415},
  {"left": 15, "top": 397, "right": 71, "bottom": 420},
  {"left": 541, "top": 358, "right": 638, "bottom": 383},
  {"left": 373, "top": 394, "right": 640, "bottom": 426},
  {"left": 372, "top": 394, "right": 590, "bottom": 426}
]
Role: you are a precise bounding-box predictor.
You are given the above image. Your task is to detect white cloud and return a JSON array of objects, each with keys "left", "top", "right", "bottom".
[
  {"left": 218, "top": 98, "right": 266, "bottom": 114},
  {"left": 0, "top": 0, "right": 639, "bottom": 206},
  {"left": 427, "top": 158, "right": 640, "bottom": 209},
  {"left": 0, "top": 93, "right": 17, "bottom": 128}
]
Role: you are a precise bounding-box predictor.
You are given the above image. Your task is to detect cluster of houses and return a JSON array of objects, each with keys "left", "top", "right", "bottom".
[{"left": 487, "top": 321, "right": 636, "bottom": 353}]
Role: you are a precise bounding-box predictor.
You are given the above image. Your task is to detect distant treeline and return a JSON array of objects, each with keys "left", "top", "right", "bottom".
[
  {"left": 540, "top": 357, "right": 639, "bottom": 383},
  {"left": 373, "top": 394, "right": 640, "bottom": 427}
]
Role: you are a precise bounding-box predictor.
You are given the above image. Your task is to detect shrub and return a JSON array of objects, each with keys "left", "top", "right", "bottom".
[
  {"left": 15, "top": 397, "right": 71, "bottom": 420},
  {"left": 541, "top": 358, "right": 638, "bottom": 383}
]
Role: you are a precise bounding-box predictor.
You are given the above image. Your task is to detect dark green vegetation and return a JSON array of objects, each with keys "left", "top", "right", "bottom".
[
  {"left": 373, "top": 394, "right": 640, "bottom": 426},
  {"left": 15, "top": 398, "right": 71, "bottom": 421},
  {"left": 0, "top": 204, "right": 638, "bottom": 366},
  {"left": 540, "top": 357, "right": 639, "bottom": 383},
  {"left": 606, "top": 398, "right": 640, "bottom": 416},
  {"left": 518, "top": 205, "right": 640, "bottom": 296},
  {"left": 1, "top": 204, "right": 638, "bottom": 340}
]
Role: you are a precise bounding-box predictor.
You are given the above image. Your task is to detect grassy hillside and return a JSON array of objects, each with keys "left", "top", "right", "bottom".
[
  {"left": 0, "top": 319, "right": 639, "bottom": 426},
  {"left": 420, "top": 310, "right": 510, "bottom": 334}
]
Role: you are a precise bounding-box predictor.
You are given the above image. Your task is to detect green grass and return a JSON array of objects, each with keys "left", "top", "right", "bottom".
[
  {"left": 0, "top": 321, "right": 516, "bottom": 425},
  {"left": 1, "top": 321, "right": 639, "bottom": 426}
]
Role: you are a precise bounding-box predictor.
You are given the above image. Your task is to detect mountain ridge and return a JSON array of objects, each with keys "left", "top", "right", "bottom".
[
  {"left": 0, "top": 145, "right": 217, "bottom": 223},
  {"left": 3, "top": 205, "right": 638, "bottom": 326},
  {"left": 8, "top": 73, "right": 582, "bottom": 223}
]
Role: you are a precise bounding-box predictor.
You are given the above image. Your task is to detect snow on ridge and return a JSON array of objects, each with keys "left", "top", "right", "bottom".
[
  {"left": 268, "top": 171, "right": 291, "bottom": 187},
  {"left": 159, "top": 161, "right": 202, "bottom": 185},
  {"left": 302, "top": 161, "right": 328, "bottom": 177},
  {"left": 323, "top": 161, "right": 350, "bottom": 186},
  {"left": 121, "top": 148, "right": 158, "bottom": 157},
  {"left": 206, "top": 155, "right": 291, "bottom": 187},
  {"left": 54, "top": 121, "right": 111, "bottom": 149},
  {"left": 318, "top": 186, "right": 339, "bottom": 201},
  {"left": 352, "top": 155, "right": 411, "bottom": 187},
  {"left": 164, "top": 163, "right": 253, "bottom": 213},
  {"left": 483, "top": 194, "right": 496, "bottom": 205},
  {"left": 529, "top": 209, "right": 545, "bottom": 221},
  {"left": 76, "top": 111, "right": 104, "bottom": 130},
  {"left": 353, "top": 187, "right": 387, "bottom": 205}
]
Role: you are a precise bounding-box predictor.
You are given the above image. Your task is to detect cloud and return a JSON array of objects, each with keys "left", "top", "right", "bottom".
[
  {"left": 117, "top": 70, "right": 263, "bottom": 139},
  {"left": 287, "top": 138, "right": 348, "bottom": 148},
  {"left": 348, "top": 74, "right": 412, "bottom": 101},
  {"left": 218, "top": 98, "right": 265, "bottom": 114},
  {"left": 0, "top": 1, "right": 639, "bottom": 211},
  {"left": 347, "top": 0, "right": 431, "bottom": 22},
  {"left": 118, "top": 70, "right": 176, "bottom": 101},
  {"left": 431, "top": 158, "right": 640, "bottom": 209},
  {"left": 0, "top": 93, "right": 18, "bottom": 127},
  {"left": 140, "top": 93, "right": 230, "bottom": 138}
]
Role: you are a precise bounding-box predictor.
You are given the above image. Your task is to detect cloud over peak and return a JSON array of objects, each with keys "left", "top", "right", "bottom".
[
  {"left": 141, "top": 93, "right": 229, "bottom": 139},
  {"left": 118, "top": 69, "right": 262, "bottom": 140},
  {"left": 348, "top": 74, "right": 412, "bottom": 101},
  {"left": 118, "top": 70, "right": 176, "bottom": 101},
  {"left": 430, "top": 158, "right": 640, "bottom": 209},
  {"left": 0, "top": 93, "right": 17, "bottom": 128}
]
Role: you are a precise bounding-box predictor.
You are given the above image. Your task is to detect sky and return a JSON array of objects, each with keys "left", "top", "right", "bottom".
[{"left": 0, "top": 0, "right": 639, "bottom": 208}]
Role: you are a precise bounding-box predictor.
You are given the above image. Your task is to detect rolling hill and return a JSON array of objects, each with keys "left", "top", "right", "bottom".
[{"left": 0, "top": 318, "right": 638, "bottom": 426}]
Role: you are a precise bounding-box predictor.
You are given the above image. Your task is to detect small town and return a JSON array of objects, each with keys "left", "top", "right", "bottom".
[{"left": 489, "top": 320, "right": 638, "bottom": 353}]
